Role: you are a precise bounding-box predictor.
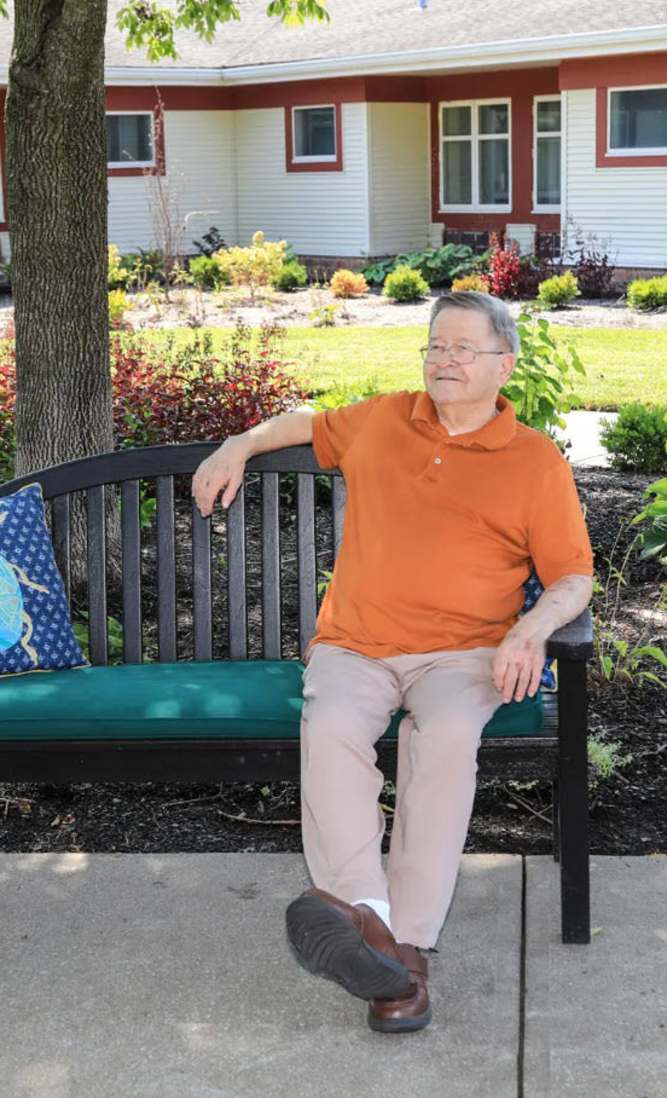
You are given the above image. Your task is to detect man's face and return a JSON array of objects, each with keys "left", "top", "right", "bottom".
[{"left": 422, "top": 307, "right": 515, "bottom": 409}]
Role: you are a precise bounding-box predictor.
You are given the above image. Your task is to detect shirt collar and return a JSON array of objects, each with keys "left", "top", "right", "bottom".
[{"left": 410, "top": 391, "right": 517, "bottom": 450}]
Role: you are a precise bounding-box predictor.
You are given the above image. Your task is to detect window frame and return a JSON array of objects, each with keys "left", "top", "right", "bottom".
[
  {"left": 106, "top": 110, "right": 156, "bottom": 169},
  {"left": 291, "top": 103, "right": 337, "bottom": 164},
  {"left": 438, "top": 97, "right": 512, "bottom": 214},
  {"left": 532, "top": 94, "right": 562, "bottom": 213},
  {"left": 606, "top": 83, "right": 667, "bottom": 156}
]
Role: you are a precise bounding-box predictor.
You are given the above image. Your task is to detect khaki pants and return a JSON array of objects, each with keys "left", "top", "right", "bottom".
[{"left": 299, "top": 641, "right": 505, "bottom": 949}]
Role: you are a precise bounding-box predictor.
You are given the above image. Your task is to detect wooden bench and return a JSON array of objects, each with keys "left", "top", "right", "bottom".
[{"left": 0, "top": 441, "right": 594, "bottom": 943}]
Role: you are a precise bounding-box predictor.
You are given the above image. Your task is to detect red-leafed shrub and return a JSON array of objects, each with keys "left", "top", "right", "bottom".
[
  {"left": 0, "top": 338, "right": 16, "bottom": 482},
  {"left": 111, "top": 321, "right": 309, "bottom": 449},
  {"left": 488, "top": 232, "right": 522, "bottom": 299},
  {"left": 0, "top": 320, "right": 310, "bottom": 481}
]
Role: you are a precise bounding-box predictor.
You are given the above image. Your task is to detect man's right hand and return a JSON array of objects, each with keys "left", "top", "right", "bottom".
[{"left": 191, "top": 437, "right": 250, "bottom": 517}]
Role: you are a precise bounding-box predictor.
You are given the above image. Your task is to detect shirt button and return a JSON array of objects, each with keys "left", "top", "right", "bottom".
[{"left": 434, "top": 456, "right": 442, "bottom": 464}]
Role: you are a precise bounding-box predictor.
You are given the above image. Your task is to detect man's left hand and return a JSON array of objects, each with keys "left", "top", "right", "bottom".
[{"left": 492, "top": 617, "right": 550, "bottom": 703}]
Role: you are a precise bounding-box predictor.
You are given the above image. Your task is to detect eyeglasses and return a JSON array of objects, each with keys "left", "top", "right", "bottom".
[{"left": 419, "top": 342, "right": 508, "bottom": 366}]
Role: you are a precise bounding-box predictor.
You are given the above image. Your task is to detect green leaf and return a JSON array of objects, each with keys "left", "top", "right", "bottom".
[{"left": 633, "top": 645, "right": 667, "bottom": 668}]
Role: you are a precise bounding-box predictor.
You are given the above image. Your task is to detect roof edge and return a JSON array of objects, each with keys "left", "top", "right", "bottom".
[
  {"left": 0, "top": 23, "right": 664, "bottom": 87},
  {"left": 220, "top": 23, "right": 667, "bottom": 83}
]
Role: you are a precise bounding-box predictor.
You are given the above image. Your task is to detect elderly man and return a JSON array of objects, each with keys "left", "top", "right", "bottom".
[{"left": 191, "top": 291, "right": 594, "bottom": 1034}]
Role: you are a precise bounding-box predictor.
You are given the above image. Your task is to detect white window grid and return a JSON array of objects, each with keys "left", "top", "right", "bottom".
[
  {"left": 106, "top": 110, "right": 156, "bottom": 168},
  {"left": 606, "top": 83, "right": 667, "bottom": 157},
  {"left": 438, "top": 97, "right": 512, "bottom": 213},
  {"left": 533, "top": 94, "right": 561, "bottom": 213},
  {"left": 291, "top": 104, "right": 337, "bottom": 163}
]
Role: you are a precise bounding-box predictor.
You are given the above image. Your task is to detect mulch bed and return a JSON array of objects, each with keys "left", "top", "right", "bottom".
[{"left": 1, "top": 466, "right": 665, "bottom": 857}]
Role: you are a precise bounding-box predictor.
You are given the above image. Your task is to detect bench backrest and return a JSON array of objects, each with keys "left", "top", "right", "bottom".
[{"left": 0, "top": 442, "right": 338, "bottom": 665}]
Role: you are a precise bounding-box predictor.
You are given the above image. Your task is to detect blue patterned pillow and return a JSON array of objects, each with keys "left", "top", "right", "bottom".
[
  {"left": 521, "top": 568, "right": 556, "bottom": 690},
  {"left": 0, "top": 482, "right": 89, "bottom": 677}
]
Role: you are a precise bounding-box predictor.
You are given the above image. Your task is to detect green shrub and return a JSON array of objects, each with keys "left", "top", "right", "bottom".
[
  {"left": 362, "top": 243, "right": 475, "bottom": 288},
  {"left": 188, "top": 254, "right": 229, "bottom": 290},
  {"left": 599, "top": 402, "right": 667, "bottom": 474},
  {"left": 383, "top": 265, "right": 430, "bottom": 302},
  {"left": 272, "top": 260, "right": 308, "bottom": 292},
  {"left": 627, "top": 274, "right": 667, "bottom": 311},
  {"left": 502, "top": 313, "right": 586, "bottom": 441},
  {"left": 309, "top": 375, "right": 384, "bottom": 410},
  {"left": 630, "top": 476, "right": 667, "bottom": 567},
  {"left": 537, "top": 270, "right": 581, "bottom": 309}
]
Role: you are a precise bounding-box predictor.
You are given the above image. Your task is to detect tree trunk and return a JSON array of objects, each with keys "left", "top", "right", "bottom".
[{"left": 5, "top": 0, "right": 121, "bottom": 596}]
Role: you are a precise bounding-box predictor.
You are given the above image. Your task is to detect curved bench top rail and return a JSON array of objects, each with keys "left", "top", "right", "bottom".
[{"left": 0, "top": 442, "right": 336, "bottom": 501}]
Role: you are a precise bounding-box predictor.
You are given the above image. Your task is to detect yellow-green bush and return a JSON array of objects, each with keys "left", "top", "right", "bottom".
[
  {"left": 108, "top": 244, "right": 133, "bottom": 291},
  {"left": 451, "top": 273, "right": 491, "bottom": 293},
  {"left": 330, "top": 269, "right": 368, "bottom": 297},
  {"left": 537, "top": 270, "right": 580, "bottom": 309},
  {"left": 627, "top": 274, "right": 667, "bottom": 311},
  {"left": 108, "top": 289, "right": 129, "bottom": 329},
  {"left": 213, "top": 230, "right": 287, "bottom": 299},
  {"left": 382, "top": 265, "right": 429, "bottom": 302}
]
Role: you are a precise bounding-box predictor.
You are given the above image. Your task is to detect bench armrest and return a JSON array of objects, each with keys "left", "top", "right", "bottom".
[{"left": 546, "top": 607, "right": 594, "bottom": 661}]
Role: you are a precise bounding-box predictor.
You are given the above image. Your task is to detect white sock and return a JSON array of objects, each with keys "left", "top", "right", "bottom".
[{"left": 353, "top": 897, "right": 393, "bottom": 934}]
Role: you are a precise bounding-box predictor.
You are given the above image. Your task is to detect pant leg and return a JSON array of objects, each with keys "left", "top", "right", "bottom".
[
  {"left": 299, "top": 642, "right": 402, "bottom": 905},
  {"left": 386, "top": 647, "right": 503, "bottom": 949}
]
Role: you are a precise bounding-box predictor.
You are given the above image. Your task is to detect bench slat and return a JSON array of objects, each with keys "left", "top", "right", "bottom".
[
  {"left": 156, "top": 475, "right": 177, "bottom": 662},
  {"left": 86, "top": 485, "right": 107, "bottom": 665},
  {"left": 121, "top": 480, "right": 142, "bottom": 664},
  {"left": 192, "top": 498, "right": 212, "bottom": 661},
  {"left": 333, "top": 475, "right": 346, "bottom": 556},
  {"left": 227, "top": 482, "right": 247, "bottom": 659},
  {"left": 261, "top": 473, "right": 281, "bottom": 660},
  {"left": 297, "top": 473, "right": 317, "bottom": 654},
  {"left": 51, "top": 494, "right": 71, "bottom": 603}
]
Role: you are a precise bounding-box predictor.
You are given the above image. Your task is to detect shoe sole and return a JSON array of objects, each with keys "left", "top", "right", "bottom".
[
  {"left": 367, "top": 1003, "right": 433, "bottom": 1033},
  {"left": 285, "top": 895, "right": 413, "bottom": 1001}
]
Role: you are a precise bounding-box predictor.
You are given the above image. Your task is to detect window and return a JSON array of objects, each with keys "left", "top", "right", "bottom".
[
  {"left": 534, "top": 97, "right": 561, "bottom": 209},
  {"left": 440, "top": 100, "right": 511, "bottom": 211},
  {"left": 106, "top": 113, "right": 154, "bottom": 166},
  {"left": 292, "top": 105, "right": 336, "bottom": 161},
  {"left": 608, "top": 85, "right": 667, "bottom": 154}
]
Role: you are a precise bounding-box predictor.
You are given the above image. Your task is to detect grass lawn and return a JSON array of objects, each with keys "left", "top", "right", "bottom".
[{"left": 136, "top": 324, "right": 667, "bottom": 410}]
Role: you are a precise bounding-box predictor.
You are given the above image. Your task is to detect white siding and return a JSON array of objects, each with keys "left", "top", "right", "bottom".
[
  {"left": 564, "top": 88, "right": 667, "bottom": 269},
  {"left": 234, "top": 102, "right": 370, "bottom": 256},
  {"left": 108, "top": 110, "right": 236, "bottom": 255},
  {"left": 367, "top": 102, "right": 430, "bottom": 256}
]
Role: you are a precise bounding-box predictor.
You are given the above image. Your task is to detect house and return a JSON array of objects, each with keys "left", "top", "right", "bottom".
[{"left": 0, "top": 1, "right": 666, "bottom": 281}]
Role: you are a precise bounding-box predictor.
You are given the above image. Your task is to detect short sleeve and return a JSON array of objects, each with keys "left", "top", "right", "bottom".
[
  {"left": 311, "top": 394, "right": 387, "bottom": 469},
  {"left": 527, "top": 456, "right": 594, "bottom": 588}
]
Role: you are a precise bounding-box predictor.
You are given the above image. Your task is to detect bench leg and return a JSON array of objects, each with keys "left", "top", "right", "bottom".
[
  {"left": 557, "top": 658, "right": 591, "bottom": 944},
  {"left": 552, "top": 776, "right": 560, "bottom": 863}
]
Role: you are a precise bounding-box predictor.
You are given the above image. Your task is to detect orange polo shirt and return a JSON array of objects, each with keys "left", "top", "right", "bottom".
[{"left": 305, "top": 390, "right": 594, "bottom": 661}]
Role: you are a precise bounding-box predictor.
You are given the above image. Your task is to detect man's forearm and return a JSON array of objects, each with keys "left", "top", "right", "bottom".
[
  {"left": 521, "top": 574, "right": 593, "bottom": 638},
  {"left": 237, "top": 407, "right": 315, "bottom": 457}
]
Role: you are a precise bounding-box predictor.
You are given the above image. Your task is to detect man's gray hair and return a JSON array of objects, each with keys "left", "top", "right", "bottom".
[{"left": 429, "top": 291, "right": 520, "bottom": 356}]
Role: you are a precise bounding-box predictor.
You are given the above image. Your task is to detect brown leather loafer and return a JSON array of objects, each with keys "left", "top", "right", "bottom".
[
  {"left": 367, "top": 942, "right": 432, "bottom": 1033},
  {"left": 285, "top": 887, "right": 413, "bottom": 1001}
]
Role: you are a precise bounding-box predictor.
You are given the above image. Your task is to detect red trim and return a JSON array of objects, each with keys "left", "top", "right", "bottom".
[
  {"left": 595, "top": 85, "right": 667, "bottom": 169},
  {"left": 559, "top": 51, "right": 667, "bottom": 90},
  {"left": 106, "top": 86, "right": 231, "bottom": 110},
  {"left": 285, "top": 103, "right": 343, "bottom": 172},
  {"left": 232, "top": 76, "right": 365, "bottom": 109},
  {"left": 427, "top": 68, "right": 561, "bottom": 231}
]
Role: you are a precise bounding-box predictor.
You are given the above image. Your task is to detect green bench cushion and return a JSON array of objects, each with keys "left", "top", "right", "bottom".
[{"left": 0, "top": 660, "right": 544, "bottom": 741}]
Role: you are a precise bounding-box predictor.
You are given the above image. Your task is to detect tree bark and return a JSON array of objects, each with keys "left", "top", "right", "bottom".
[{"left": 5, "top": 0, "right": 121, "bottom": 594}]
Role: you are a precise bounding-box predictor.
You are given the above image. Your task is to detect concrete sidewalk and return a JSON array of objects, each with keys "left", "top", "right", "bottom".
[
  {"left": 556, "top": 410, "right": 618, "bottom": 467},
  {"left": 1, "top": 852, "right": 665, "bottom": 1097}
]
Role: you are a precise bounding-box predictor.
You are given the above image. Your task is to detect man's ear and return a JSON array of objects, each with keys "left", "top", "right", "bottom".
[{"left": 499, "top": 353, "right": 515, "bottom": 387}]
